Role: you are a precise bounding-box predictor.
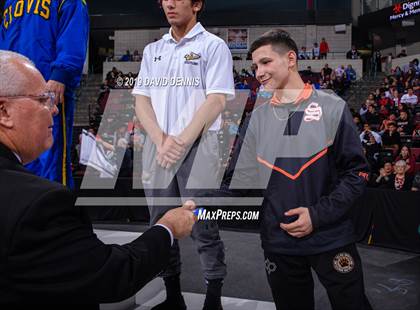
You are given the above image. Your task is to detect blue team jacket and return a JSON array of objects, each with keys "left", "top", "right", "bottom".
[{"left": 0, "top": 0, "right": 89, "bottom": 89}]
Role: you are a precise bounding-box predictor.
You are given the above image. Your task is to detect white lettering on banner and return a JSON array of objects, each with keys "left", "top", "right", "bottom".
[
  {"left": 390, "top": 0, "right": 420, "bottom": 21},
  {"left": 403, "top": 1, "right": 420, "bottom": 10}
]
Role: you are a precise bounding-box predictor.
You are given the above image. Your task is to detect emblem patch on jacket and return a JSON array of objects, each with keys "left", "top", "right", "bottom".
[{"left": 304, "top": 102, "right": 322, "bottom": 122}]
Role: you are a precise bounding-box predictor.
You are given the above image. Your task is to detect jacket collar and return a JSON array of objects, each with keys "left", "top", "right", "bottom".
[
  {"left": 270, "top": 83, "right": 313, "bottom": 106},
  {"left": 163, "top": 22, "right": 205, "bottom": 43},
  {"left": 0, "top": 142, "right": 21, "bottom": 166}
]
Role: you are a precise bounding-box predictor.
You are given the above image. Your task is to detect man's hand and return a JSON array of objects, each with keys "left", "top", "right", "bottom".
[
  {"left": 183, "top": 200, "right": 196, "bottom": 209},
  {"left": 280, "top": 207, "right": 313, "bottom": 238},
  {"left": 379, "top": 168, "right": 386, "bottom": 177},
  {"left": 157, "top": 204, "right": 197, "bottom": 239},
  {"left": 46, "top": 80, "right": 65, "bottom": 105},
  {"left": 156, "top": 134, "right": 186, "bottom": 169}
]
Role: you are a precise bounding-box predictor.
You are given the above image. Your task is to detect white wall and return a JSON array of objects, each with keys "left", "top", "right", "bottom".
[
  {"left": 405, "top": 42, "right": 420, "bottom": 55},
  {"left": 114, "top": 29, "right": 167, "bottom": 56},
  {"left": 391, "top": 53, "right": 420, "bottom": 70},
  {"left": 113, "top": 25, "right": 352, "bottom": 58},
  {"left": 381, "top": 42, "right": 420, "bottom": 59}
]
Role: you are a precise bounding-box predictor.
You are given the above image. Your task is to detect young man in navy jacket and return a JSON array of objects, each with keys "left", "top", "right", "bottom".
[{"left": 187, "top": 29, "right": 373, "bottom": 310}]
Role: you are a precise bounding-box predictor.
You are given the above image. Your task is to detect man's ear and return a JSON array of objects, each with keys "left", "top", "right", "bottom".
[
  {"left": 192, "top": 1, "right": 203, "bottom": 13},
  {"left": 0, "top": 100, "right": 14, "bottom": 129},
  {"left": 287, "top": 51, "right": 298, "bottom": 70}
]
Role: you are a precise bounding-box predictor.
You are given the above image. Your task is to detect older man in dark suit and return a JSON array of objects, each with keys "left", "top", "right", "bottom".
[{"left": 0, "top": 50, "right": 196, "bottom": 307}]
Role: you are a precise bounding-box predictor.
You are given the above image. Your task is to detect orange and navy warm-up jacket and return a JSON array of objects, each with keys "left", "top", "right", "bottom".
[{"left": 200, "top": 85, "right": 370, "bottom": 256}]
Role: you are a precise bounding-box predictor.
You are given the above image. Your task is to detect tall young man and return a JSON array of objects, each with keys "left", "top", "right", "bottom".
[
  {"left": 132, "top": 1, "right": 234, "bottom": 309},
  {"left": 0, "top": 0, "right": 89, "bottom": 187},
  {"left": 187, "top": 29, "right": 372, "bottom": 310}
]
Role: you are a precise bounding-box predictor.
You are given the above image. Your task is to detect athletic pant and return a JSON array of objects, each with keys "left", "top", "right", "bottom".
[
  {"left": 143, "top": 132, "right": 226, "bottom": 280},
  {"left": 26, "top": 89, "right": 75, "bottom": 188},
  {"left": 264, "top": 243, "right": 373, "bottom": 310}
]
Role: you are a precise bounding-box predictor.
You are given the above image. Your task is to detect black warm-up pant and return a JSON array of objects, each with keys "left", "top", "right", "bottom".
[{"left": 264, "top": 243, "right": 373, "bottom": 310}]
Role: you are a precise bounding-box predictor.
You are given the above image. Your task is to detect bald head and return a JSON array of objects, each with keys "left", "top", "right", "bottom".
[
  {"left": 0, "top": 50, "right": 54, "bottom": 164},
  {"left": 0, "top": 50, "right": 44, "bottom": 97}
]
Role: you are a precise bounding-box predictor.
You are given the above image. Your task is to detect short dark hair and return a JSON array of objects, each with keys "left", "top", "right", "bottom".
[
  {"left": 249, "top": 29, "right": 299, "bottom": 59},
  {"left": 158, "top": 0, "right": 205, "bottom": 14}
]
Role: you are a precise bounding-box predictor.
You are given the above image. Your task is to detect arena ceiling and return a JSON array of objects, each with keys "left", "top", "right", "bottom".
[
  {"left": 87, "top": 0, "right": 351, "bottom": 29},
  {"left": 0, "top": 1, "right": 351, "bottom": 28}
]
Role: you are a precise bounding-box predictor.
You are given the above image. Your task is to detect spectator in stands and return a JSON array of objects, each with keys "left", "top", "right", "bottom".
[
  {"left": 385, "top": 53, "right": 393, "bottom": 74},
  {"left": 378, "top": 104, "right": 390, "bottom": 122},
  {"left": 298, "top": 46, "right": 310, "bottom": 60},
  {"left": 367, "top": 93, "right": 376, "bottom": 102},
  {"left": 395, "top": 145, "right": 417, "bottom": 176},
  {"left": 106, "top": 67, "right": 120, "bottom": 85},
  {"left": 400, "top": 87, "right": 418, "bottom": 108},
  {"left": 396, "top": 102, "right": 408, "bottom": 116},
  {"left": 311, "top": 42, "right": 320, "bottom": 59},
  {"left": 374, "top": 50, "right": 382, "bottom": 72},
  {"left": 397, "top": 49, "right": 407, "bottom": 58},
  {"left": 380, "top": 113, "right": 397, "bottom": 133},
  {"left": 346, "top": 45, "right": 360, "bottom": 59},
  {"left": 378, "top": 91, "right": 391, "bottom": 108},
  {"left": 414, "top": 78, "right": 420, "bottom": 94},
  {"left": 360, "top": 123, "right": 381, "bottom": 144},
  {"left": 345, "top": 64, "right": 356, "bottom": 82},
  {"left": 120, "top": 50, "right": 132, "bottom": 62},
  {"left": 382, "top": 122, "right": 401, "bottom": 154},
  {"left": 302, "top": 65, "right": 313, "bottom": 76},
  {"left": 393, "top": 66, "right": 403, "bottom": 79},
  {"left": 411, "top": 172, "right": 420, "bottom": 191},
  {"left": 373, "top": 161, "right": 393, "bottom": 188},
  {"left": 106, "top": 52, "right": 114, "bottom": 62},
  {"left": 390, "top": 89, "right": 400, "bottom": 108},
  {"left": 397, "top": 76, "right": 405, "bottom": 93},
  {"left": 133, "top": 50, "right": 141, "bottom": 62},
  {"left": 360, "top": 123, "right": 381, "bottom": 168},
  {"left": 373, "top": 88, "right": 381, "bottom": 101},
  {"left": 240, "top": 68, "right": 253, "bottom": 78},
  {"left": 319, "top": 37, "right": 329, "bottom": 59},
  {"left": 335, "top": 65, "right": 345, "bottom": 79},
  {"left": 412, "top": 58, "right": 419, "bottom": 71},
  {"left": 386, "top": 160, "right": 413, "bottom": 191},
  {"left": 413, "top": 123, "right": 420, "bottom": 138},
  {"left": 364, "top": 105, "right": 380, "bottom": 126},
  {"left": 359, "top": 100, "right": 369, "bottom": 118},
  {"left": 353, "top": 115, "right": 363, "bottom": 133},
  {"left": 320, "top": 63, "right": 332, "bottom": 80},
  {"left": 236, "top": 79, "right": 250, "bottom": 90},
  {"left": 396, "top": 110, "right": 412, "bottom": 136},
  {"left": 250, "top": 63, "right": 257, "bottom": 77},
  {"left": 98, "top": 80, "right": 111, "bottom": 113}
]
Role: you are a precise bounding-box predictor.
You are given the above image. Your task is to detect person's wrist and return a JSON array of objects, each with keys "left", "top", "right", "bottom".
[
  {"left": 156, "top": 218, "right": 175, "bottom": 237},
  {"left": 152, "top": 131, "right": 165, "bottom": 147},
  {"left": 177, "top": 133, "right": 191, "bottom": 147}
]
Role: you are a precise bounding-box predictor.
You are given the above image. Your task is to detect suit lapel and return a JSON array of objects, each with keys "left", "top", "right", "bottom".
[{"left": 0, "top": 142, "right": 23, "bottom": 170}]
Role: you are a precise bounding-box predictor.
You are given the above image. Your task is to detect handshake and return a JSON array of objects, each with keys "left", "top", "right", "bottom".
[{"left": 157, "top": 200, "right": 197, "bottom": 239}]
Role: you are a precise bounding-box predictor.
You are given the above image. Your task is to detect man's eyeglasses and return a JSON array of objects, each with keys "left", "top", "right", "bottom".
[{"left": 1, "top": 92, "right": 56, "bottom": 110}]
